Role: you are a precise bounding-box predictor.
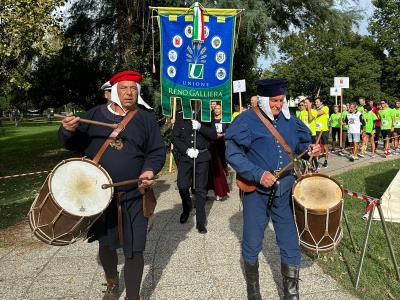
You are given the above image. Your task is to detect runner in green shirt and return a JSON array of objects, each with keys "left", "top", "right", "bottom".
[
  {"left": 298, "top": 100, "right": 318, "bottom": 136},
  {"left": 329, "top": 106, "right": 341, "bottom": 152},
  {"left": 315, "top": 98, "right": 330, "bottom": 167},
  {"left": 393, "top": 100, "right": 400, "bottom": 152},
  {"left": 378, "top": 100, "right": 394, "bottom": 156},
  {"left": 336, "top": 104, "right": 350, "bottom": 156},
  {"left": 357, "top": 97, "right": 366, "bottom": 113},
  {"left": 303, "top": 99, "right": 319, "bottom": 170},
  {"left": 361, "top": 106, "right": 378, "bottom": 156}
]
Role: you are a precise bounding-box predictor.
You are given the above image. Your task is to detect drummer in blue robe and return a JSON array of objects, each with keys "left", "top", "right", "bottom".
[{"left": 225, "top": 78, "right": 320, "bottom": 300}]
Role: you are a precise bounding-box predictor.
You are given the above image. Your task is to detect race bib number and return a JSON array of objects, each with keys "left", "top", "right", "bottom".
[
  {"left": 215, "top": 123, "right": 223, "bottom": 133},
  {"left": 382, "top": 120, "right": 389, "bottom": 126},
  {"left": 316, "top": 122, "right": 322, "bottom": 130}
]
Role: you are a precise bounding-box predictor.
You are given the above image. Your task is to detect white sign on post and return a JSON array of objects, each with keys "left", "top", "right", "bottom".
[
  {"left": 334, "top": 77, "right": 349, "bottom": 89},
  {"left": 330, "top": 87, "right": 341, "bottom": 96},
  {"left": 233, "top": 79, "right": 246, "bottom": 93}
]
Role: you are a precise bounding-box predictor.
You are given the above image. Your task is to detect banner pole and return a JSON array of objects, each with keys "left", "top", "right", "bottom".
[{"left": 168, "top": 97, "right": 177, "bottom": 173}]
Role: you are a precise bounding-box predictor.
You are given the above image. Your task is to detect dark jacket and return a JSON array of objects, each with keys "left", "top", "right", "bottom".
[{"left": 171, "top": 110, "right": 217, "bottom": 163}]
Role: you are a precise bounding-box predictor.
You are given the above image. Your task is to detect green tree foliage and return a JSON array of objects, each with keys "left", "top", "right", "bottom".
[
  {"left": 369, "top": 0, "right": 400, "bottom": 98},
  {"left": 29, "top": 0, "right": 342, "bottom": 111},
  {"left": 270, "top": 12, "right": 388, "bottom": 101},
  {"left": 0, "top": 0, "right": 65, "bottom": 95}
]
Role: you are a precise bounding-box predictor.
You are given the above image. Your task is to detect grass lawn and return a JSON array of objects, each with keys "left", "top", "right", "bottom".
[
  {"left": 0, "top": 120, "right": 74, "bottom": 229},
  {"left": 0, "top": 119, "right": 175, "bottom": 231},
  {"left": 317, "top": 158, "right": 400, "bottom": 300}
]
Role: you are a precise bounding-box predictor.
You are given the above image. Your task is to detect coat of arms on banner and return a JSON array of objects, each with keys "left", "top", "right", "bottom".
[{"left": 156, "top": 5, "right": 240, "bottom": 122}]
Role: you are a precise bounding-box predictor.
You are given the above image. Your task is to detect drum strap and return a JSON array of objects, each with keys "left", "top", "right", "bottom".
[
  {"left": 115, "top": 192, "right": 125, "bottom": 245},
  {"left": 93, "top": 109, "right": 138, "bottom": 164},
  {"left": 93, "top": 109, "right": 138, "bottom": 246},
  {"left": 253, "top": 106, "right": 301, "bottom": 177}
]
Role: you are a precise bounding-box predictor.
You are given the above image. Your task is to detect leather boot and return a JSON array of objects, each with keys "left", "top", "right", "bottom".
[
  {"left": 102, "top": 276, "right": 119, "bottom": 300},
  {"left": 281, "top": 263, "right": 300, "bottom": 300},
  {"left": 243, "top": 259, "right": 262, "bottom": 300}
]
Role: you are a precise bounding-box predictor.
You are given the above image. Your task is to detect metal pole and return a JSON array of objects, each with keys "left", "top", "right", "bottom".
[
  {"left": 343, "top": 210, "right": 357, "bottom": 253},
  {"left": 377, "top": 203, "right": 400, "bottom": 281},
  {"left": 339, "top": 88, "right": 343, "bottom": 149},
  {"left": 193, "top": 101, "right": 198, "bottom": 190},
  {"left": 355, "top": 205, "right": 375, "bottom": 289}
]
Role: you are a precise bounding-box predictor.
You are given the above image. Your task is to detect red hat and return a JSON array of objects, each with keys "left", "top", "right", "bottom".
[{"left": 109, "top": 70, "right": 142, "bottom": 86}]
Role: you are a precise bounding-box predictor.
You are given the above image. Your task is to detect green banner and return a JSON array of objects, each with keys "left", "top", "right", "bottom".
[{"left": 158, "top": 7, "right": 237, "bottom": 122}]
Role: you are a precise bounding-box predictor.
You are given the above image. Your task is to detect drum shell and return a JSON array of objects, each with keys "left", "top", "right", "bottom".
[
  {"left": 292, "top": 174, "right": 344, "bottom": 253},
  {"left": 28, "top": 158, "right": 113, "bottom": 246}
]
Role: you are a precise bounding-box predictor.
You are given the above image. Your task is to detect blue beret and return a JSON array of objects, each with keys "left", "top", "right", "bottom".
[{"left": 256, "top": 78, "right": 288, "bottom": 97}]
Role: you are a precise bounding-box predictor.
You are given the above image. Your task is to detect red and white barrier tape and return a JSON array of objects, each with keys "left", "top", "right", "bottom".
[
  {"left": 343, "top": 188, "right": 380, "bottom": 213},
  {"left": 0, "top": 170, "right": 49, "bottom": 180}
]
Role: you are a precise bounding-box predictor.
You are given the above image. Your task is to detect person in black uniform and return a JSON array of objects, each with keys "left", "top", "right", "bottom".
[
  {"left": 59, "top": 70, "right": 166, "bottom": 300},
  {"left": 171, "top": 102, "right": 217, "bottom": 233}
]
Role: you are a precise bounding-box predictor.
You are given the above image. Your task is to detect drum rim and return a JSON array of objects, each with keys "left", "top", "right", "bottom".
[
  {"left": 48, "top": 157, "right": 114, "bottom": 218},
  {"left": 292, "top": 173, "right": 343, "bottom": 213}
]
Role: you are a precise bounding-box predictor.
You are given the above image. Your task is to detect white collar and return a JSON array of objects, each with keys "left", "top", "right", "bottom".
[{"left": 257, "top": 96, "right": 291, "bottom": 120}]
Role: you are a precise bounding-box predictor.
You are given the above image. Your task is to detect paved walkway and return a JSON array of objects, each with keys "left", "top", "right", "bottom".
[{"left": 0, "top": 151, "right": 398, "bottom": 299}]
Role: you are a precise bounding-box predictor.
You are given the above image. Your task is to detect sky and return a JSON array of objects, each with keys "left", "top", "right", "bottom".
[
  {"left": 259, "top": 0, "right": 375, "bottom": 69},
  {"left": 357, "top": 0, "right": 374, "bottom": 35}
]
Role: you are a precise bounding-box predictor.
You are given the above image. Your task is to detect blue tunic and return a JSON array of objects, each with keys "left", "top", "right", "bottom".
[
  {"left": 225, "top": 108, "right": 312, "bottom": 265},
  {"left": 225, "top": 109, "right": 311, "bottom": 196}
]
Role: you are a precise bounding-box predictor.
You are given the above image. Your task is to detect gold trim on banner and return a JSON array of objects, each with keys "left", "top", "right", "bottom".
[{"left": 151, "top": 7, "right": 243, "bottom": 17}]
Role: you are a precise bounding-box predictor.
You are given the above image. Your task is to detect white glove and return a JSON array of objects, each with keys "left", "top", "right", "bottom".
[
  {"left": 192, "top": 120, "right": 201, "bottom": 131},
  {"left": 215, "top": 123, "right": 223, "bottom": 133},
  {"left": 186, "top": 148, "right": 199, "bottom": 159}
]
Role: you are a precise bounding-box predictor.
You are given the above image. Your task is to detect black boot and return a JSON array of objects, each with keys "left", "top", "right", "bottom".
[
  {"left": 281, "top": 263, "right": 300, "bottom": 300},
  {"left": 243, "top": 260, "right": 262, "bottom": 300}
]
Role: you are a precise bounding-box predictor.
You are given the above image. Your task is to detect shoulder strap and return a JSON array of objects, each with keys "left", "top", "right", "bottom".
[
  {"left": 93, "top": 109, "right": 138, "bottom": 164},
  {"left": 253, "top": 106, "right": 301, "bottom": 177},
  {"left": 253, "top": 106, "right": 293, "bottom": 158}
]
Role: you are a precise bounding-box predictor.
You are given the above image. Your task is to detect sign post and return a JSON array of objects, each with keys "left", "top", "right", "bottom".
[
  {"left": 233, "top": 79, "right": 246, "bottom": 112},
  {"left": 334, "top": 77, "right": 350, "bottom": 150}
]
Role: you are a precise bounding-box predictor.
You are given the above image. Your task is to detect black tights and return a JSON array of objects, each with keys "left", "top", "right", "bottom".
[{"left": 98, "top": 246, "right": 144, "bottom": 300}]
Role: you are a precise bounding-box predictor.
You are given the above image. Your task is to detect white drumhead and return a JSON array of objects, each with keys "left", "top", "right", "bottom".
[
  {"left": 293, "top": 175, "right": 342, "bottom": 211},
  {"left": 51, "top": 160, "right": 112, "bottom": 216}
]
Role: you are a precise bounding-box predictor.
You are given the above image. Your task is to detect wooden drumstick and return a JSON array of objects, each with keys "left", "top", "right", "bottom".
[
  {"left": 102, "top": 175, "right": 160, "bottom": 189},
  {"left": 308, "top": 131, "right": 323, "bottom": 163},
  {"left": 54, "top": 114, "right": 118, "bottom": 129},
  {"left": 79, "top": 118, "right": 118, "bottom": 129},
  {"left": 275, "top": 131, "right": 323, "bottom": 178},
  {"left": 274, "top": 148, "right": 308, "bottom": 179}
]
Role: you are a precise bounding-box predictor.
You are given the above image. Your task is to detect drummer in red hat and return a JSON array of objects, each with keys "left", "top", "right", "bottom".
[{"left": 59, "top": 70, "right": 166, "bottom": 300}]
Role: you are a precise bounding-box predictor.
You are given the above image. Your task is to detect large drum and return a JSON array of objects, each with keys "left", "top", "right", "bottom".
[
  {"left": 28, "top": 158, "right": 113, "bottom": 246},
  {"left": 292, "top": 174, "right": 343, "bottom": 253}
]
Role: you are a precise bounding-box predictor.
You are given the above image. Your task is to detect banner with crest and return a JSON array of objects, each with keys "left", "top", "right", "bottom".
[{"left": 155, "top": 5, "right": 240, "bottom": 122}]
